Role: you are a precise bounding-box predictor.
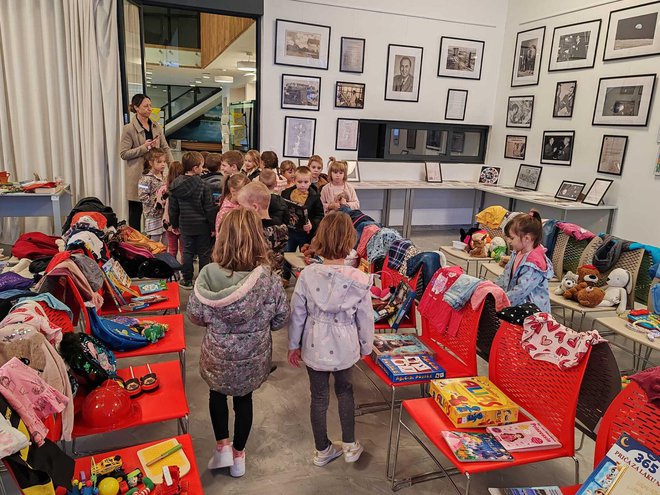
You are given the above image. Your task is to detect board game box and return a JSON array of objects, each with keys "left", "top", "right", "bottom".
[
  {"left": 441, "top": 431, "right": 514, "bottom": 462},
  {"left": 376, "top": 354, "right": 445, "bottom": 383},
  {"left": 430, "top": 376, "right": 519, "bottom": 428},
  {"left": 371, "top": 334, "right": 434, "bottom": 359}
]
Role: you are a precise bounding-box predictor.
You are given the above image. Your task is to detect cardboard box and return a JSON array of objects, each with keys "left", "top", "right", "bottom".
[{"left": 429, "top": 376, "right": 519, "bottom": 428}]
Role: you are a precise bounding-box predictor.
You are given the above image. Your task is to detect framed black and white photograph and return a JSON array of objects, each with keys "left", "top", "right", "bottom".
[
  {"left": 340, "top": 37, "right": 365, "bottom": 73},
  {"left": 603, "top": 2, "right": 660, "bottom": 61},
  {"left": 506, "top": 95, "right": 534, "bottom": 128},
  {"left": 425, "top": 162, "right": 443, "bottom": 183},
  {"left": 555, "top": 180, "right": 586, "bottom": 202},
  {"left": 335, "top": 118, "right": 359, "bottom": 151},
  {"left": 281, "top": 74, "right": 321, "bottom": 111},
  {"left": 384, "top": 44, "right": 423, "bottom": 102},
  {"left": 437, "top": 36, "right": 484, "bottom": 80},
  {"left": 283, "top": 116, "right": 316, "bottom": 158},
  {"left": 445, "top": 89, "right": 468, "bottom": 120},
  {"left": 335, "top": 81, "right": 365, "bottom": 109},
  {"left": 479, "top": 166, "right": 501, "bottom": 185},
  {"left": 553, "top": 81, "right": 577, "bottom": 117},
  {"left": 597, "top": 135, "right": 628, "bottom": 176},
  {"left": 541, "top": 130, "right": 575, "bottom": 166},
  {"left": 548, "top": 20, "right": 601, "bottom": 71},
  {"left": 504, "top": 135, "right": 527, "bottom": 160},
  {"left": 274, "top": 19, "right": 331, "bottom": 70},
  {"left": 515, "top": 164, "right": 543, "bottom": 191},
  {"left": 582, "top": 178, "right": 614, "bottom": 206},
  {"left": 346, "top": 160, "right": 360, "bottom": 182},
  {"left": 297, "top": 158, "right": 309, "bottom": 166},
  {"left": 511, "top": 26, "right": 546, "bottom": 87},
  {"left": 592, "top": 74, "right": 656, "bottom": 126}
]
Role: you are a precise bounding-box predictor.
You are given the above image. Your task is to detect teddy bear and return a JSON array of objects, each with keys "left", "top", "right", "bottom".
[
  {"left": 489, "top": 236, "right": 507, "bottom": 262},
  {"left": 469, "top": 234, "right": 489, "bottom": 258},
  {"left": 554, "top": 271, "right": 578, "bottom": 295},
  {"left": 563, "top": 265, "right": 600, "bottom": 301},
  {"left": 576, "top": 285, "right": 605, "bottom": 307},
  {"left": 597, "top": 268, "right": 632, "bottom": 314},
  {"left": 499, "top": 255, "right": 511, "bottom": 267}
]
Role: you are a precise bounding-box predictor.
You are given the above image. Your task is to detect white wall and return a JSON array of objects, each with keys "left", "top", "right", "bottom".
[
  {"left": 488, "top": 0, "right": 660, "bottom": 246},
  {"left": 260, "top": 0, "right": 509, "bottom": 224}
]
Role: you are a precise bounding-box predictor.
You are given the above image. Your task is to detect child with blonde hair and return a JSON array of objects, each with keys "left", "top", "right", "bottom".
[
  {"left": 242, "top": 149, "right": 262, "bottom": 181},
  {"left": 279, "top": 160, "right": 296, "bottom": 188},
  {"left": 215, "top": 173, "right": 251, "bottom": 232},
  {"left": 187, "top": 207, "right": 289, "bottom": 477},
  {"left": 320, "top": 160, "right": 360, "bottom": 213},
  {"left": 288, "top": 211, "right": 374, "bottom": 466},
  {"left": 308, "top": 155, "right": 328, "bottom": 190},
  {"left": 138, "top": 147, "right": 168, "bottom": 241}
]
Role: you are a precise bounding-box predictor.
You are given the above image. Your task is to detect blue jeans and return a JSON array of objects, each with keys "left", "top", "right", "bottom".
[
  {"left": 181, "top": 233, "right": 212, "bottom": 282},
  {"left": 283, "top": 229, "right": 311, "bottom": 280}
]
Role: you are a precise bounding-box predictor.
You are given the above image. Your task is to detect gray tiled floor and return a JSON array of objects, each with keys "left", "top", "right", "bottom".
[{"left": 4, "top": 229, "right": 652, "bottom": 494}]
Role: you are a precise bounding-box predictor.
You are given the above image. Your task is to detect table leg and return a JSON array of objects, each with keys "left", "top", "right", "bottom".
[
  {"left": 403, "top": 189, "right": 415, "bottom": 238},
  {"left": 382, "top": 189, "right": 391, "bottom": 227},
  {"left": 386, "top": 386, "right": 396, "bottom": 480},
  {"left": 606, "top": 210, "right": 615, "bottom": 233},
  {"left": 51, "top": 195, "right": 63, "bottom": 235},
  {"left": 562, "top": 209, "right": 568, "bottom": 221},
  {"left": 479, "top": 189, "right": 485, "bottom": 212}
]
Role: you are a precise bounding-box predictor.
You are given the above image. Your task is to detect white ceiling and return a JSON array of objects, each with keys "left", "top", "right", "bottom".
[{"left": 146, "top": 23, "right": 256, "bottom": 90}]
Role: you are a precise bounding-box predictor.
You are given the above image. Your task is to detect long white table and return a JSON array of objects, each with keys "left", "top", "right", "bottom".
[{"left": 0, "top": 186, "right": 72, "bottom": 234}]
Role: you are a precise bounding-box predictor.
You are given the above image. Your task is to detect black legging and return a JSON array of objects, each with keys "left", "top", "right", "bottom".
[
  {"left": 128, "top": 200, "right": 143, "bottom": 230},
  {"left": 209, "top": 390, "right": 253, "bottom": 451}
]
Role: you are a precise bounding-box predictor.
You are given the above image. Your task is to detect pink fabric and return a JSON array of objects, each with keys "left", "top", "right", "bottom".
[
  {"left": 470, "top": 281, "right": 510, "bottom": 311},
  {"left": 418, "top": 266, "right": 464, "bottom": 337},
  {"left": 320, "top": 182, "right": 360, "bottom": 212},
  {"left": 166, "top": 230, "right": 182, "bottom": 258},
  {"left": 522, "top": 312, "right": 605, "bottom": 370},
  {"left": 525, "top": 245, "right": 549, "bottom": 271},
  {"left": 630, "top": 366, "right": 660, "bottom": 407},
  {"left": 556, "top": 222, "right": 595, "bottom": 241},
  {"left": 215, "top": 200, "right": 239, "bottom": 232},
  {"left": 41, "top": 260, "right": 104, "bottom": 310},
  {"left": 0, "top": 300, "right": 63, "bottom": 346},
  {"left": 356, "top": 224, "right": 380, "bottom": 259},
  {"left": 0, "top": 357, "right": 69, "bottom": 446}
]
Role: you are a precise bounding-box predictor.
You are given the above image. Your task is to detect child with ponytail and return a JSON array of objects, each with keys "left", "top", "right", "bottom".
[{"left": 138, "top": 147, "right": 168, "bottom": 241}]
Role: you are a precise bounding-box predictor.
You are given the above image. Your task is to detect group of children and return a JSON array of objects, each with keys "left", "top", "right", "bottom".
[{"left": 139, "top": 145, "right": 554, "bottom": 479}]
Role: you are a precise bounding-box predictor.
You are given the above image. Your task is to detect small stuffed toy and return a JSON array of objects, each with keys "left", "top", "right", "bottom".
[
  {"left": 489, "top": 237, "right": 507, "bottom": 262},
  {"left": 564, "top": 265, "right": 600, "bottom": 301},
  {"left": 499, "top": 255, "right": 511, "bottom": 267},
  {"left": 597, "top": 268, "right": 632, "bottom": 314},
  {"left": 469, "top": 233, "right": 489, "bottom": 258},
  {"left": 554, "top": 271, "right": 579, "bottom": 295},
  {"left": 577, "top": 286, "right": 606, "bottom": 307}
]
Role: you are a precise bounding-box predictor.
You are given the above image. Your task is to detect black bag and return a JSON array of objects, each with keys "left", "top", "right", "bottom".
[
  {"left": 592, "top": 235, "right": 631, "bottom": 273},
  {"left": 62, "top": 197, "right": 118, "bottom": 234},
  {"left": 137, "top": 258, "right": 175, "bottom": 279}
]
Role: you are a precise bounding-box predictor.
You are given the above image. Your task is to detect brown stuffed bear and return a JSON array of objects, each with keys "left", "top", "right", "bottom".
[
  {"left": 563, "top": 264, "right": 600, "bottom": 301},
  {"left": 576, "top": 286, "right": 606, "bottom": 307},
  {"left": 498, "top": 255, "right": 511, "bottom": 267}
]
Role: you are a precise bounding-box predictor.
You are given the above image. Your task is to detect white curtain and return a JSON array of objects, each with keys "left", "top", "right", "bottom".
[{"left": 0, "top": 0, "right": 124, "bottom": 243}]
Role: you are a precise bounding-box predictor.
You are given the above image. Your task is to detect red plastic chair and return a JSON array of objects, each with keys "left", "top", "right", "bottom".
[
  {"left": 374, "top": 255, "right": 420, "bottom": 332},
  {"left": 390, "top": 320, "right": 591, "bottom": 494},
  {"left": 560, "top": 380, "right": 660, "bottom": 495}
]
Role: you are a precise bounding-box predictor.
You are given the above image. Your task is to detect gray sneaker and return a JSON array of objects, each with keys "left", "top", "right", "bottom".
[{"left": 313, "top": 443, "right": 343, "bottom": 466}]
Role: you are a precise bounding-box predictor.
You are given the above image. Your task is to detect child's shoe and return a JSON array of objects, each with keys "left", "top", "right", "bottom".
[
  {"left": 342, "top": 441, "right": 364, "bottom": 463},
  {"left": 207, "top": 443, "right": 233, "bottom": 470},
  {"left": 178, "top": 279, "right": 193, "bottom": 290},
  {"left": 313, "top": 443, "right": 342, "bottom": 466},
  {"left": 230, "top": 450, "right": 246, "bottom": 477}
]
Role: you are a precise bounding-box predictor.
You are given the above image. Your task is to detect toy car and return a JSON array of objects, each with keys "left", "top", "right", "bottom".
[{"left": 92, "top": 455, "right": 122, "bottom": 476}]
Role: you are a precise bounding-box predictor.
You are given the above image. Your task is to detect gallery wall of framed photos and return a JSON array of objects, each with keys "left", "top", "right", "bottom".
[{"left": 487, "top": 0, "right": 660, "bottom": 246}]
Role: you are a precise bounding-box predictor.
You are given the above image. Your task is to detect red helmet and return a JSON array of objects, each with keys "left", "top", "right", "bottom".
[{"left": 82, "top": 380, "right": 139, "bottom": 429}]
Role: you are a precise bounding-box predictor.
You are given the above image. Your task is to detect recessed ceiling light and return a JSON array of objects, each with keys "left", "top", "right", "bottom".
[
  {"left": 214, "top": 75, "right": 234, "bottom": 83},
  {"left": 236, "top": 61, "right": 256, "bottom": 71},
  {"left": 189, "top": 83, "right": 196, "bottom": 87},
  {"left": 195, "top": 79, "right": 202, "bottom": 84},
  {"left": 202, "top": 73, "right": 210, "bottom": 79},
  {"left": 162, "top": 89, "right": 167, "bottom": 92},
  {"left": 146, "top": 70, "right": 153, "bottom": 75}
]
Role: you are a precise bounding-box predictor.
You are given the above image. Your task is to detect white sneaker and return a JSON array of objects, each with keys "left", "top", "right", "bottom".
[
  {"left": 207, "top": 444, "right": 233, "bottom": 470},
  {"left": 313, "top": 443, "right": 343, "bottom": 467},
  {"left": 230, "top": 451, "right": 246, "bottom": 477},
  {"left": 342, "top": 441, "right": 364, "bottom": 463}
]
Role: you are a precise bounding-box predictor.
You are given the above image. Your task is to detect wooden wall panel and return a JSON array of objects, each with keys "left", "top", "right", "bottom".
[{"left": 201, "top": 14, "right": 254, "bottom": 68}]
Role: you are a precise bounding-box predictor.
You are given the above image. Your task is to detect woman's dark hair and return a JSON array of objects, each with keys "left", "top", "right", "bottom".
[
  {"left": 510, "top": 209, "right": 543, "bottom": 247},
  {"left": 129, "top": 93, "right": 151, "bottom": 113}
]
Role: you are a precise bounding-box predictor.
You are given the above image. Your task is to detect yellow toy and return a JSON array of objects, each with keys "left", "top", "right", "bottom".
[{"left": 98, "top": 477, "right": 120, "bottom": 495}]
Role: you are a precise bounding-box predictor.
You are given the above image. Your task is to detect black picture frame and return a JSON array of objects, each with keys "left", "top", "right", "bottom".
[
  {"left": 445, "top": 89, "right": 468, "bottom": 121},
  {"left": 592, "top": 74, "right": 657, "bottom": 127},
  {"left": 437, "top": 36, "right": 485, "bottom": 80},
  {"left": 339, "top": 37, "right": 365, "bottom": 73},
  {"left": 597, "top": 135, "right": 628, "bottom": 176},
  {"left": 479, "top": 166, "right": 501, "bottom": 185},
  {"left": 274, "top": 19, "right": 331, "bottom": 70},
  {"left": 553, "top": 81, "right": 577, "bottom": 118},
  {"left": 515, "top": 164, "right": 543, "bottom": 191},
  {"left": 603, "top": 1, "right": 660, "bottom": 61},
  {"left": 511, "top": 26, "right": 546, "bottom": 87},
  {"left": 582, "top": 178, "right": 614, "bottom": 205},
  {"left": 506, "top": 95, "right": 535, "bottom": 128},
  {"left": 540, "top": 130, "right": 575, "bottom": 166},
  {"left": 335, "top": 118, "right": 359, "bottom": 151},
  {"left": 504, "top": 135, "right": 527, "bottom": 160},
  {"left": 384, "top": 44, "right": 424, "bottom": 102},
  {"left": 425, "top": 162, "right": 443, "bottom": 183},
  {"left": 548, "top": 19, "right": 601, "bottom": 71},
  {"left": 555, "top": 180, "right": 586, "bottom": 201},
  {"left": 280, "top": 73, "right": 321, "bottom": 111},
  {"left": 346, "top": 161, "right": 360, "bottom": 182},
  {"left": 335, "top": 81, "right": 365, "bottom": 109},
  {"left": 283, "top": 116, "right": 316, "bottom": 158}
]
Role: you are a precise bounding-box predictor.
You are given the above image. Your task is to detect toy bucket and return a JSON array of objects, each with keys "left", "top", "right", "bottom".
[{"left": 0, "top": 171, "right": 10, "bottom": 183}]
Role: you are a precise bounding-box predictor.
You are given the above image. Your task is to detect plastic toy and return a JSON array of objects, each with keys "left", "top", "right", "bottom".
[
  {"left": 98, "top": 477, "right": 120, "bottom": 495},
  {"left": 92, "top": 456, "right": 123, "bottom": 477},
  {"left": 124, "top": 367, "right": 142, "bottom": 398},
  {"left": 125, "top": 477, "right": 154, "bottom": 495},
  {"left": 140, "top": 363, "right": 159, "bottom": 393},
  {"left": 126, "top": 469, "right": 143, "bottom": 488},
  {"left": 152, "top": 466, "right": 188, "bottom": 495}
]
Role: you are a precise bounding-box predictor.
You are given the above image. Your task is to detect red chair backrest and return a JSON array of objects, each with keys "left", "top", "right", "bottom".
[
  {"left": 593, "top": 380, "right": 660, "bottom": 468},
  {"left": 380, "top": 254, "right": 422, "bottom": 293},
  {"left": 489, "top": 320, "right": 591, "bottom": 453}
]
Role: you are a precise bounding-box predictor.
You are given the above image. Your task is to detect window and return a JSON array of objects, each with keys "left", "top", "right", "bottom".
[{"left": 143, "top": 7, "right": 200, "bottom": 49}]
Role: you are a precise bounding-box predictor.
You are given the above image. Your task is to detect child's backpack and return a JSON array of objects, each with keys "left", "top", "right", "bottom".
[
  {"left": 62, "top": 197, "right": 118, "bottom": 234},
  {"left": 11, "top": 232, "right": 61, "bottom": 259},
  {"left": 59, "top": 332, "right": 117, "bottom": 388}
]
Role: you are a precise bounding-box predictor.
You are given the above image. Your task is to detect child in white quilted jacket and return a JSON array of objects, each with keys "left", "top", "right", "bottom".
[{"left": 288, "top": 211, "right": 374, "bottom": 467}]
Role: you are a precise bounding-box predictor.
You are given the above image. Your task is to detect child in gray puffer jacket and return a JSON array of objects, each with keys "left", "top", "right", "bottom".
[{"left": 187, "top": 207, "right": 289, "bottom": 478}]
